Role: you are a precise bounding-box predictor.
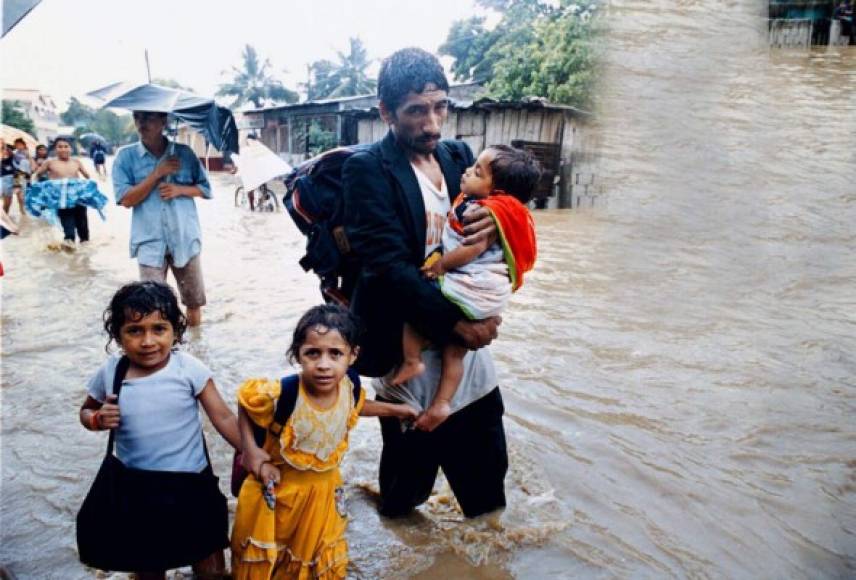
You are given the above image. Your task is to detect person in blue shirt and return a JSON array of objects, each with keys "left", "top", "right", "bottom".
[{"left": 112, "top": 111, "right": 211, "bottom": 327}]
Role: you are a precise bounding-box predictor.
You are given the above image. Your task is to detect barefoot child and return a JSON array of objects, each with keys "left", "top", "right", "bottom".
[
  {"left": 78, "top": 281, "right": 240, "bottom": 578},
  {"left": 231, "top": 304, "right": 418, "bottom": 579},
  {"left": 29, "top": 137, "right": 107, "bottom": 247},
  {"left": 392, "top": 145, "right": 540, "bottom": 431}
]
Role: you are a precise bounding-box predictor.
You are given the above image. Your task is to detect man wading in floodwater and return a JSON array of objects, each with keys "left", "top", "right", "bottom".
[
  {"left": 112, "top": 112, "right": 212, "bottom": 327},
  {"left": 342, "top": 48, "right": 508, "bottom": 518}
]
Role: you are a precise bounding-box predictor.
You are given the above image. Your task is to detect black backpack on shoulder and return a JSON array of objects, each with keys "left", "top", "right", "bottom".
[{"left": 283, "top": 140, "right": 472, "bottom": 306}]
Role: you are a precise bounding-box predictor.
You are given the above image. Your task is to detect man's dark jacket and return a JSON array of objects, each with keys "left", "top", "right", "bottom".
[{"left": 342, "top": 131, "right": 474, "bottom": 377}]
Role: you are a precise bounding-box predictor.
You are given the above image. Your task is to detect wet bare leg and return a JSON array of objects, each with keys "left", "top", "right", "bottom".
[
  {"left": 415, "top": 343, "right": 467, "bottom": 432},
  {"left": 15, "top": 189, "right": 24, "bottom": 216},
  {"left": 186, "top": 306, "right": 202, "bottom": 327},
  {"left": 392, "top": 323, "right": 427, "bottom": 385}
]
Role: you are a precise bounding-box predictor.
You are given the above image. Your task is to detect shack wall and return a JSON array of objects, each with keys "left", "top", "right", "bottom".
[{"left": 354, "top": 106, "right": 598, "bottom": 208}]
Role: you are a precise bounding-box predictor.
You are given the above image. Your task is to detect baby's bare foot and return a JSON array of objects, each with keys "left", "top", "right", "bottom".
[{"left": 391, "top": 360, "right": 425, "bottom": 385}]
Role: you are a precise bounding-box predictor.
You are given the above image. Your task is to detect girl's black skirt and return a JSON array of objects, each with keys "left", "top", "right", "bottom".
[{"left": 77, "top": 454, "right": 229, "bottom": 573}]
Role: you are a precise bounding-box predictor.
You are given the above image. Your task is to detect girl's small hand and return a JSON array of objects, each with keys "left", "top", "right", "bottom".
[
  {"left": 98, "top": 395, "right": 121, "bottom": 429},
  {"left": 396, "top": 404, "right": 420, "bottom": 423},
  {"left": 243, "top": 446, "right": 271, "bottom": 476},
  {"left": 259, "top": 462, "right": 280, "bottom": 486}
]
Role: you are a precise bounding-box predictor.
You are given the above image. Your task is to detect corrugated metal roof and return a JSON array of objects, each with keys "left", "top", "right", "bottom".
[{"left": 242, "top": 89, "right": 592, "bottom": 119}]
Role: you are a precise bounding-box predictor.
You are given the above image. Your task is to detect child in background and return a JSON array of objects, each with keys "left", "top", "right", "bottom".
[
  {"left": 10, "top": 138, "right": 32, "bottom": 215},
  {"left": 79, "top": 281, "right": 240, "bottom": 578},
  {"left": 1, "top": 142, "right": 15, "bottom": 216},
  {"left": 90, "top": 140, "right": 108, "bottom": 178},
  {"left": 231, "top": 304, "right": 418, "bottom": 579},
  {"left": 392, "top": 145, "right": 540, "bottom": 432},
  {"left": 30, "top": 137, "right": 105, "bottom": 248},
  {"left": 33, "top": 144, "right": 50, "bottom": 182}
]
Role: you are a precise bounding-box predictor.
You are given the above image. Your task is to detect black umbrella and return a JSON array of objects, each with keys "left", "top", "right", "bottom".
[{"left": 87, "top": 82, "right": 239, "bottom": 154}]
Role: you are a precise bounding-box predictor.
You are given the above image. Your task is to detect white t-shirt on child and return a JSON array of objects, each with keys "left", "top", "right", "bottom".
[{"left": 87, "top": 351, "right": 212, "bottom": 472}]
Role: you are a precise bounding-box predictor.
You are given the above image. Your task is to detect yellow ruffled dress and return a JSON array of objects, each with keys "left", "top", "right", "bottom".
[{"left": 231, "top": 375, "right": 365, "bottom": 580}]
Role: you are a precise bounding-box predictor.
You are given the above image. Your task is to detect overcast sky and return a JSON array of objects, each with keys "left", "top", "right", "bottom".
[{"left": 0, "top": 0, "right": 485, "bottom": 110}]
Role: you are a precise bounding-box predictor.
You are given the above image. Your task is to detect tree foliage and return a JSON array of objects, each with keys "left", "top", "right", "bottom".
[
  {"left": 440, "top": 0, "right": 599, "bottom": 109},
  {"left": 217, "top": 45, "right": 299, "bottom": 109},
  {"left": 2, "top": 100, "right": 36, "bottom": 135},
  {"left": 306, "top": 120, "right": 338, "bottom": 156},
  {"left": 60, "top": 97, "right": 135, "bottom": 146},
  {"left": 60, "top": 97, "right": 94, "bottom": 126},
  {"left": 304, "top": 38, "right": 376, "bottom": 101}
]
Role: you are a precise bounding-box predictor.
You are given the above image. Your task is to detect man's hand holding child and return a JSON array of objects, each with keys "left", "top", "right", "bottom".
[{"left": 420, "top": 259, "right": 445, "bottom": 280}]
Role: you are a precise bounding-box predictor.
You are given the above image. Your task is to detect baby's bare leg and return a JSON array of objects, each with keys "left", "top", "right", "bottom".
[
  {"left": 414, "top": 343, "right": 467, "bottom": 432},
  {"left": 391, "top": 323, "right": 427, "bottom": 385}
]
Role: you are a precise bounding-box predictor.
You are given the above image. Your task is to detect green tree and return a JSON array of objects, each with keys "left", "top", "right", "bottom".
[
  {"left": 2, "top": 100, "right": 36, "bottom": 135},
  {"left": 306, "top": 120, "right": 338, "bottom": 156},
  {"left": 440, "top": 0, "right": 599, "bottom": 109},
  {"left": 90, "top": 109, "right": 136, "bottom": 146},
  {"left": 304, "top": 38, "right": 376, "bottom": 101},
  {"left": 304, "top": 60, "right": 339, "bottom": 101},
  {"left": 60, "top": 97, "right": 135, "bottom": 146},
  {"left": 60, "top": 97, "right": 95, "bottom": 126},
  {"left": 217, "top": 45, "right": 299, "bottom": 109}
]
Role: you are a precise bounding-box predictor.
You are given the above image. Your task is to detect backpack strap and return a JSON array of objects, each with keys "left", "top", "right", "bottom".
[
  {"left": 105, "top": 355, "right": 131, "bottom": 458},
  {"left": 269, "top": 374, "right": 300, "bottom": 437},
  {"left": 347, "top": 367, "right": 363, "bottom": 407},
  {"left": 251, "top": 374, "right": 300, "bottom": 449}
]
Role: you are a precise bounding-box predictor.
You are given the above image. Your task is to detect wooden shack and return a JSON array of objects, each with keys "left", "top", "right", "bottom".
[
  {"left": 352, "top": 98, "right": 597, "bottom": 208},
  {"left": 242, "top": 88, "right": 599, "bottom": 208}
]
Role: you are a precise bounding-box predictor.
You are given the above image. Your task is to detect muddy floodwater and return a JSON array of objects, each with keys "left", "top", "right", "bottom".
[{"left": 2, "top": 1, "right": 856, "bottom": 578}]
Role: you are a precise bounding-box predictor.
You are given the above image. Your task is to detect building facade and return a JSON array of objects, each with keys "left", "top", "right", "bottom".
[{"left": 2, "top": 88, "right": 61, "bottom": 144}]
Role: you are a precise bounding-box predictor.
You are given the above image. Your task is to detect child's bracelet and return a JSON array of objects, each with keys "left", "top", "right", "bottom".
[{"left": 88, "top": 410, "right": 102, "bottom": 431}]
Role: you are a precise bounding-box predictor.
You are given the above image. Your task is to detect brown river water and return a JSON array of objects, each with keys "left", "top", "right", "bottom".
[{"left": 2, "top": 1, "right": 855, "bottom": 578}]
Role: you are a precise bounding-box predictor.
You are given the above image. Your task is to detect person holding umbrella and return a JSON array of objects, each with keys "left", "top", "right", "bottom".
[
  {"left": 89, "top": 139, "right": 108, "bottom": 178},
  {"left": 112, "top": 111, "right": 211, "bottom": 327}
]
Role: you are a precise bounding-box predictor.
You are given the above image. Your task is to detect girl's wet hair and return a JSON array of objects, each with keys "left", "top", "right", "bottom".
[
  {"left": 286, "top": 304, "right": 360, "bottom": 363},
  {"left": 103, "top": 281, "right": 186, "bottom": 350}
]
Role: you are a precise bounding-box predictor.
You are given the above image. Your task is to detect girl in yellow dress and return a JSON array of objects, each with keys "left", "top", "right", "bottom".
[{"left": 232, "top": 304, "right": 419, "bottom": 579}]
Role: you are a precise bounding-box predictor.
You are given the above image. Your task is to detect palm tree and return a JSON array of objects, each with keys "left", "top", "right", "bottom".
[
  {"left": 217, "top": 45, "right": 298, "bottom": 109},
  {"left": 305, "top": 38, "right": 376, "bottom": 101}
]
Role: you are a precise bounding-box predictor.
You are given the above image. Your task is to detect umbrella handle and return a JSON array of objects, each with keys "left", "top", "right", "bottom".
[{"left": 165, "top": 118, "right": 178, "bottom": 185}]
